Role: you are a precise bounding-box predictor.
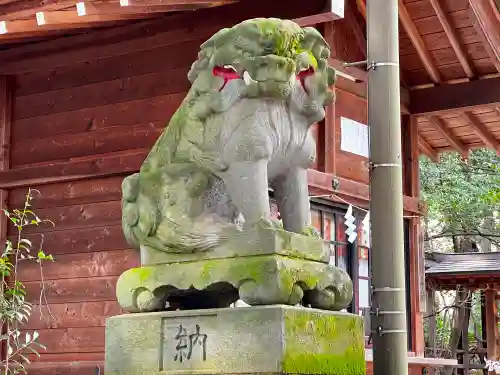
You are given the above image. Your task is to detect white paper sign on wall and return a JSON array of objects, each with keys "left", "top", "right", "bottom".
[
  {"left": 340, "top": 117, "right": 369, "bottom": 158},
  {"left": 331, "top": 0, "right": 345, "bottom": 18}
]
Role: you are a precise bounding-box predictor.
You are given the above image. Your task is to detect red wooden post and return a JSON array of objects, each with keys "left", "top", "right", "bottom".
[
  {"left": 0, "top": 75, "right": 13, "bottom": 363},
  {"left": 409, "top": 115, "right": 425, "bottom": 356},
  {"left": 485, "top": 289, "right": 499, "bottom": 375}
]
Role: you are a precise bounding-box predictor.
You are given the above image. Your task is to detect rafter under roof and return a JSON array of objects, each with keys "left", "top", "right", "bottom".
[
  {"left": 0, "top": 0, "right": 236, "bottom": 41},
  {"left": 355, "top": 0, "right": 500, "bottom": 161}
]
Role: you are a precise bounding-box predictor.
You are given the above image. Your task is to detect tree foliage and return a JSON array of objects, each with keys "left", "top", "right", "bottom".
[
  {"left": 421, "top": 149, "right": 500, "bottom": 371},
  {"left": 420, "top": 149, "right": 500, "bottom": 249}
]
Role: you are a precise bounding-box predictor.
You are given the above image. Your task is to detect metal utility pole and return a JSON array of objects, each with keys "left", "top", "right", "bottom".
[{"left": 367, "top": 1, "right": 409, "bottom": 375}]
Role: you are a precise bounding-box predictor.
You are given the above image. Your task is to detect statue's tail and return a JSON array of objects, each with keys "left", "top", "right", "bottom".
[
  {"left": 122, "top": 173, "right": 235, "bottom": 253},
  {"left": 153, "top": 215, "right": 233, "bottom": 253}
]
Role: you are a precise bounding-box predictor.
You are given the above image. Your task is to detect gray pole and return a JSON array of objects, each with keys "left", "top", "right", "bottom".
[{"left": 367, "top": 1, "right": 409, "bottom": 375}]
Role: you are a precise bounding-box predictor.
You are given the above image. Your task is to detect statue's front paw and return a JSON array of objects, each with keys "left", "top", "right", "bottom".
[
  {"left": 257, "top": 217, "right": 284, "bottom": 230},
  {"left": 301, "top": 225, "right": 321, "bottom": 239}
]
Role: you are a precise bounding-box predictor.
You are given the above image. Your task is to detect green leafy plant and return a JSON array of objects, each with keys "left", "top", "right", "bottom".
[
  {"left": 421, "top": 149, "right": 500, "bottom": 250},
  {"left": 0, "top": 188, "right": 54, "bottom": 374}
]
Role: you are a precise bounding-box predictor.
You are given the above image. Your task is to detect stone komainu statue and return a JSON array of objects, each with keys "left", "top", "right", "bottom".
[
  {"left": 117, "top": 18, "right": 353, "bottom": 313},
  {"left": 122, "top": 18, "right": 334, "bottom": 252}
]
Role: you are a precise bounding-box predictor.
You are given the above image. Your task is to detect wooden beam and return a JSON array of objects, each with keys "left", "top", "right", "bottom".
[
  {"left": 323, "top": 22, "right": 336, "bottom": 174},
  {"left": 409, "top": 116, "right": 421, "bottom": 197},
  {"left": 345, "top": 0, "right": 366, "bottom": 58},
  {"left": 495, "top": 0, "right": 500, "bottom": 23},
  {"left": 0, "top": 76, "right": 12, "bottom": 197},
  {"left": 409, "top": 115, "right": 425, "bottom": 356},
  {"left": 428, "top": 115, "right": 469, "bottom": 159},
  {"left": 469, "top": 0, "right": 500, "bottom": 73},
  {"left": 0, "top": 12, "right": 154, "bottom": 37},
  {"left": 75, "top": 1, "right": 218, "bottom": 16},
  {"left": 35, "top": 10, "right": 154, "bottom": 26},
  {"left": 428, "top": 0, "right": 475, "bottom": 79},
  {"left": 401, "top": 86, "right": 410, "bottom": 114},
  {"left": 328, "top": 58, "right": 366, "bottom": 83},
  {"left": 0, "top": 0, "right": 225, "bottom": 21},
  {"left": 307, "top": 169, "right": 422, "bottom": 214},
  {"left": 469, "top": 10, "right": 500, "bottom": 73},
  {"left": 1, "top": 3, "right": 73, "bottom": 21},
  {"left": 398, "top": 0, "right": 441, "bottom": 84},
  {"left": 0, "top": 0, "right": 227, "bottom": 21},
  {"left": 327, "top": 57, "right": 411, "bottom": 113},
  {"left": 119, "top": 0, "right": 228, "bottom": 4},
  {"left": 410, "top": 77, "right": 500, "bottom": 115},
  {"left": 0, "top": 75, "right": 13, "bottom": 363},
  {"left": 400, "top": 70, "right": 411, "bottom": 89},
  {"left": 0, "top": 0, "right": 234, "bottom": 39},
  {"left": 295, "top": 0, "right": 346, "bottom": 26},
  {"left": 0, "top": 6, "right": 212, "bottom": 61},
  {"left": 461, "top": 111, "right": 500, "bottom": 155},
  {"left": 0, "top": 20, "right": 133, "bottom": 41},
  {"left": 418, "top": 134, "right": 439, "bottom": 163},
  {"left": 0, "top": 0, "right": 226, "bottom": 16},
  {"left": 293, "top": 13, "right": 343, "bottom": 27}
]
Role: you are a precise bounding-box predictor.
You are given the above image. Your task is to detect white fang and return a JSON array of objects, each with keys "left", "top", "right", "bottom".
[{"left": 243, "top": 71, "right": 257, "bottom": 85}]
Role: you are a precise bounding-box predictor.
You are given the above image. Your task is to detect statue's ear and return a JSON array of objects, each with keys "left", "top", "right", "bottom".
[{"left": 327, "top": 67, "right": 337, "bottom": 86}]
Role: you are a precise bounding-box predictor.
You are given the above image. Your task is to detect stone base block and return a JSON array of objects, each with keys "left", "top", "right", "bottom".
[
  {"left": 105, "top": 305, "right": 365, "bottom": 375},
  {"left": 140, "top": 226, "right": 330, "bottom": 265}
]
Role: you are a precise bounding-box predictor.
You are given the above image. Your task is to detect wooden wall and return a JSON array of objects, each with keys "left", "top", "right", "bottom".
[
  {"left": 314, "top": 6, "right": 371, "bottom": 185},
  {"left": 6, "top": 22, "right": 202, "bottom": 374},
  {"left": 0, "top": 1, "right": 339, "bottom": 373},
  {"left": 0, "top": 1, "right": 423, "bottom": 373}
]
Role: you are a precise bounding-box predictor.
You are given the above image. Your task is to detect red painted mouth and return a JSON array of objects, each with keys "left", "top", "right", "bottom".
[
  {"left": 212, "top": 65, "right": 316, "bottom": 93},
  {"left": 212, "top": 66, "right": 241, "bottom": 91},
  {"left": 296, "top": 67, "right": 315, "bottom": 94}
]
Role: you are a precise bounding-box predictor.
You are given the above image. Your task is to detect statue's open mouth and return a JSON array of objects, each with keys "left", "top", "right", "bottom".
[{"left": 212, "top": 65, "right": 315, "bottom": 94}]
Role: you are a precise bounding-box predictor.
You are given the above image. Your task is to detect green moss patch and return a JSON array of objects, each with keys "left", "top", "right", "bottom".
[{"left": 282, "top": 309, "right": 365, "bottom": 375}]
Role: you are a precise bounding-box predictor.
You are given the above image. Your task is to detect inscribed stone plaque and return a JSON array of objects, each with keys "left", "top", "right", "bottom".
[
  {"left": 105, "top": 306, "right": 365, "bottom": 375},
  {"left": 161, "top": 316, "right": 214, "bottom": 372}
]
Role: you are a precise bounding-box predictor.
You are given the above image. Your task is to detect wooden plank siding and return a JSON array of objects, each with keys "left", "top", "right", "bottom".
[
  {"left": 1, "top": 1, "right": 333, "bottom": 370},
  {"left": 0, "top": 2, "right": 423, "bottom": 373},
  {"left": 6, "top": 27, "right": 198, "bottom": 364},
  {"left": 5, "top": 7, "right": 227, "bottom": 370},
  {"left": 320, "top": 17, "right": 369, "bottom": 184}
]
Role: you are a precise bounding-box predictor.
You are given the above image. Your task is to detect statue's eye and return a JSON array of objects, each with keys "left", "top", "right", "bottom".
[
  {"left": 297, "top": 67, "right": 315, "bottom": 79},
  {"left": 212, "top": 65, "right": 240, "bottom": 80}
]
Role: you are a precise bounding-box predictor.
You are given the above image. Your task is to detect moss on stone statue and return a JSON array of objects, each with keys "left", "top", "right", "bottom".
[
  {"left": 127, "top": 266, "right": 154, "bottom": 282},
  {"left": 282, "top": 309, "right": 365, "bottom": 375},
  {"left": 116, "top": 255, "right": 353, "bottom": 312}
]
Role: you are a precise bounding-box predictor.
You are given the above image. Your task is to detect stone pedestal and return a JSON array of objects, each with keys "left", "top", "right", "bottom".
[
  {"left": 105, "top": 305, "right": 365, "bottom": 375},
  {"left": 115, "top": 227, "right": 353, "bottom": 313}
]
